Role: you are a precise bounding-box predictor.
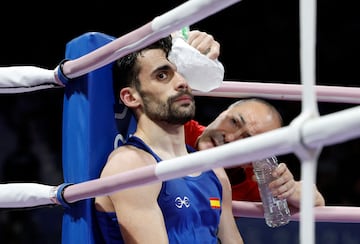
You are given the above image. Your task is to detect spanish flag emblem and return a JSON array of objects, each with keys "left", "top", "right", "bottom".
[{"left": 209, "top": 197, "right": 221, "bottom": 209}]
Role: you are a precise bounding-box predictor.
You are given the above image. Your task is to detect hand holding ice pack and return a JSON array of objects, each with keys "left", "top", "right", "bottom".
[{"left": 168, "top": 37, "right": 224, "bottom": 92}]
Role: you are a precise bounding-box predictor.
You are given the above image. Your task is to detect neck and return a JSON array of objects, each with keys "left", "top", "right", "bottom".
[{"left": 134, "top": 117, "right": 188, "bottom": 159}]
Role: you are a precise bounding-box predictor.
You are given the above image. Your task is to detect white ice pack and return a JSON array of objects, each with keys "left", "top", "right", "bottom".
[{"left": 168, "top": 37, "right": 224, "bottom": 92}]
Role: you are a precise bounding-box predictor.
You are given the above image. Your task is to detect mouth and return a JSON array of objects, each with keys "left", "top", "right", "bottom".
[
  {"left": 175, "top": 94, "right": 193, "bottom": 102},
  {"left": 174, "top": 94, "right": 194, "bottom": 106}
]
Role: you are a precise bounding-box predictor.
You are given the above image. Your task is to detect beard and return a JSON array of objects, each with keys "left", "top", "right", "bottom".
[{"left": 140, "top": 90, "right": 195, "bottom": 125}]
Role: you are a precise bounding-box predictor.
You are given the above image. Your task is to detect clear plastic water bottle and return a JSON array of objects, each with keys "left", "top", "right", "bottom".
[{"left": 252, "top": 156, "right": 291, "bottom": 227}]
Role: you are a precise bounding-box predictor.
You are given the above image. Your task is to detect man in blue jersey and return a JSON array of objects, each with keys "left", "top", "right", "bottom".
[{"left": 94, "top": 31, "right": 243, "bottom": 243}]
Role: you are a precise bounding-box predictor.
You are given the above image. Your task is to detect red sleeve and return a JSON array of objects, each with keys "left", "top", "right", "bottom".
[
  {"left": 231, "top": 167, "right": 261, "bottom": 201},
  {"left": 184, "top": 120, "right": 206, "bottom": 148}
]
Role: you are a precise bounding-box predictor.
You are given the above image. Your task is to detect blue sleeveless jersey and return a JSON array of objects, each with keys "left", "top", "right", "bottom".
[{"left": 96, "top": 136, "right": 223, "bottom": 244}]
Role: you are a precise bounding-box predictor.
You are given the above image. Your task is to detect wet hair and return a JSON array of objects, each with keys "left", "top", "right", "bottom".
[
  {"left": 112, "top": 35, "right": 173, "bottom": 101},
  {"left": 229, "top": 98, "right": 283, "bottom": 126}
]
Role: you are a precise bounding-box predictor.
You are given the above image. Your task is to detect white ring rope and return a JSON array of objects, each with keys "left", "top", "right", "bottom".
[
  {"left": 1, "top": 105, "right": 359, "bottom": 223},
  {"left": 0, "top": 183, "right": 56, "bottom": 207},
  {"left": 298, "top": 0, "right": 319, "bottom": 242},
  {"left": 232, "top": 201, "right": 360, "bottom": 223},
  {"left": 60, "top": 0, "right": 242, "bottom": 79},
  {"left": 62, "top": 106, "right": 360, "bottom": 205},
  {"left": 194, "top": 81, "right": 360, "bottom": 104}
]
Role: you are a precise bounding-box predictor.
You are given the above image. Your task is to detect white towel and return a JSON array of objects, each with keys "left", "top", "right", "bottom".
[{"left": 169, "top": 37, "right": 224, "bottom": 92}]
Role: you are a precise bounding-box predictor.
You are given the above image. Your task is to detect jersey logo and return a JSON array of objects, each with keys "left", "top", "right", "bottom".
[
  {"left": 175, "top": 196, "right": 190, "bottom": 208},
  {"left": 209, "top": 197, "right": 221, "bottom": 209}
]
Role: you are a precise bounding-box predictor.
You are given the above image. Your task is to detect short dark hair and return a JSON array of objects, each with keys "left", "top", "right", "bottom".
[{"left": 112, "top": 36, "right": 173, "bottom": 101}]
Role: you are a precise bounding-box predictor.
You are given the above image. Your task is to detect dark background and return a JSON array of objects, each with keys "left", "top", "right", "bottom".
[{"left": 0, "top": 0, "right": 359, "bottom": 243}]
